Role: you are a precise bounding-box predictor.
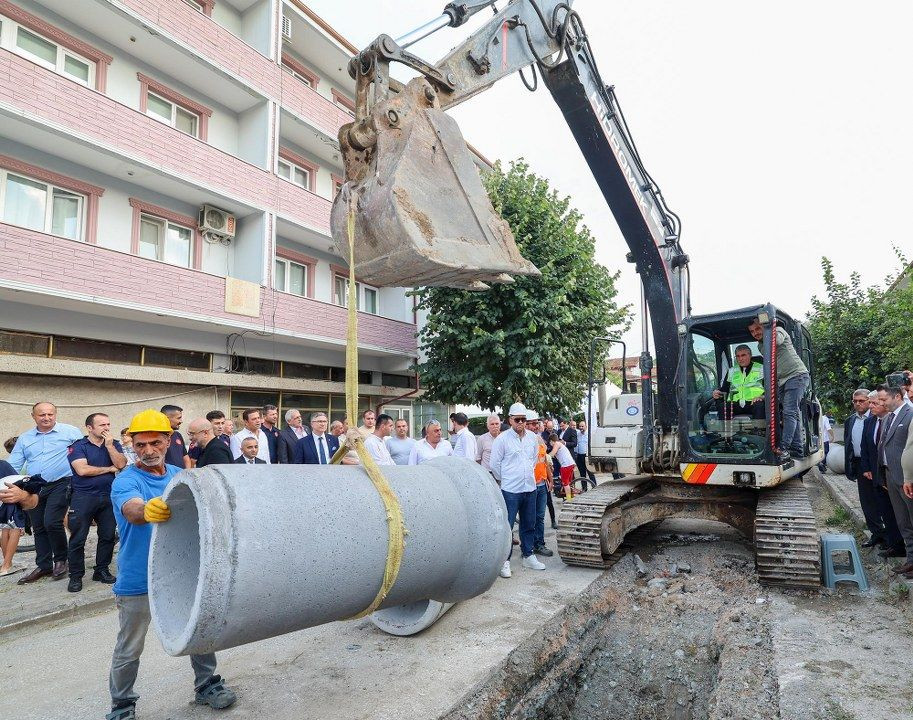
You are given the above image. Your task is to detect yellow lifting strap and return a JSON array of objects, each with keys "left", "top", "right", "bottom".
[{"left": 328, "top": 197, "right": 408, "bottom": 619}]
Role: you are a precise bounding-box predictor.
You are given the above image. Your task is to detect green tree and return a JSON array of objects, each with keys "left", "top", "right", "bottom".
[
  {"left": 413, "top": 160, "right": 631, "bottom": 414},
  {"left": 806, "top": 257, "right": 898, "bottom": 417}
]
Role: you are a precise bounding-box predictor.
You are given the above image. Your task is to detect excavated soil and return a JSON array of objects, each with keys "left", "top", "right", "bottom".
[{"left": 443, "top": 521, "right": 779, "bottom": 720}]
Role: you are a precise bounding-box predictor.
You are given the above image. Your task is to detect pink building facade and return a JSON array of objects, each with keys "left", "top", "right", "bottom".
[{"left": 0, "top": 0, "right": 438, "bottom": 437}]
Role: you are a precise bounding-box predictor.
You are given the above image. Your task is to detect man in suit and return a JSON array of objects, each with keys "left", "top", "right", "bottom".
[
  {"left": 859, "top": 389, "right": 904, "bottom": 556},
  {"left": 188, "top": 418, "right": 233, "bottom": 468},
  {"left": 557, "top": 418, "right": 578, "bottom": 453},
  {"left": 277, "top": 409, "right": 308, "bottom": 464},
  {"left": 878, "top": 386, "right": 913, "bottom": 576},
  {"left": 235, "top": 437, "right": 266, "bottom": 464},
  {"left": 294, "top": 412, "right": 340, "bottom": 465},
  {"left": 845, "top": 390, "right": 876, "bottom": 539}
]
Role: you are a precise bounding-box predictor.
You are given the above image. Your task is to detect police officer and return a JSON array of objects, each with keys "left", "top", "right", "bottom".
[
  {"left": 713, "top": 344, "right": 765, "bottom": 419},
  {"left": 66, "top": 412, "right": 127, "bottom": 593}
]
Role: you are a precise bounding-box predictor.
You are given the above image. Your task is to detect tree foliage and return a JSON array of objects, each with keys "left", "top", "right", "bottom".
[
  {"left": 806, "top": 256, "right": 913, "bottom": 417},
  {"left": 413, "top": 160, "right": 631, "bottom": 414}
]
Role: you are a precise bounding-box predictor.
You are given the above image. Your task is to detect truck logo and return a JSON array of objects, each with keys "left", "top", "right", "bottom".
[{"left": 626, "top": 406, "right": 639, "bottom": 416}]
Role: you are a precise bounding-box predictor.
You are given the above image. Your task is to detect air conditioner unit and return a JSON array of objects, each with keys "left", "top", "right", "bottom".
[
  {"left": 199, "top": 205, "right": 236, "bottom": 239},
  {"left": 281, "top": 15, "right": 291, "bottom": 40}
]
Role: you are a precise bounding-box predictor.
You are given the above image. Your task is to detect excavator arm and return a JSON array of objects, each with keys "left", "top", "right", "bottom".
[{"left": 330, "top": 0, "right": 687, "bottom": 428}]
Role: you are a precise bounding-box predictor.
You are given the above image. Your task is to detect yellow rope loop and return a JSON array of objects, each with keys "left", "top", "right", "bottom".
[{"left": 343, "top": 197, "right": 407, "bottom": 619}]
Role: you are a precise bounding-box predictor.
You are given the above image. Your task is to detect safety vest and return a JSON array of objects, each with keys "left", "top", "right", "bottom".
[
  {"left": 534, "top": 442, "right": 549, "bottom": 484},
  {"left": 728, "top": 362, "right": 764, "bottom": 403}
]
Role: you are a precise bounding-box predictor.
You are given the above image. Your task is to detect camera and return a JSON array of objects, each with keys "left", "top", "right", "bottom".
[{"left": 886, "top": 371, "right": 912, "bottom": 388}]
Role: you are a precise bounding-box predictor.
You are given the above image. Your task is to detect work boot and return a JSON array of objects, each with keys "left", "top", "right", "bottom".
[
  {"left": 195, "top": 676, "right": 237, "bottom": 710},
  {"left": 67, "top": 577, "right": 82, "bottom": 593},
  {"left": 93, "top": 568, "right": 116, "bottom": 584},
  {"left": 522, "top": 555, "right": 545, "bottom": 571},
  {"left": 105, "top": 703, "right": 135, "bottom": 719},
  {"left": 500, "top": 561, "right": 512, "bottom": 578},
  {"left": 534, "top": 544, "right": 554, "bottom": 557},
  {"left": 52, "top": 561, "right": 68, "bottom": 580}
]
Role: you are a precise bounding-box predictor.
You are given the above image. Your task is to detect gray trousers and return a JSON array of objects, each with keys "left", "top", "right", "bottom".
[
  {"left": 109, "top": 594, "right": 217, "bottom": 708},
  {"left": 886, "top": 475, "right": 913, "bottom": 562}
]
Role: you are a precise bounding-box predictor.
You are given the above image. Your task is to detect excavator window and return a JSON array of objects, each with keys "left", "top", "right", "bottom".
[{"left": 685, "top": 330, "right": 766, "bottom": 460}]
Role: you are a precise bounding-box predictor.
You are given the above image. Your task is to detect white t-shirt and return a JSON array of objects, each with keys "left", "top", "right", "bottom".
[
  {"left": 408, "top": 438, "right": 453, "bottom": 465},
  {"left": 554, "top": 443, "right": 576, "bottom": 468},
  {"left": 819, "top": 414, "right": 832, "bottom": 442},
  {"left": 364, "top": 434, "right": 395, "bottom": 466}
]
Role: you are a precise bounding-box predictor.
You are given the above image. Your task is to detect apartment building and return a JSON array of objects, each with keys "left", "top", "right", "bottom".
[{"left": 0, "top": 0, "right": 449, "bottom": 441}]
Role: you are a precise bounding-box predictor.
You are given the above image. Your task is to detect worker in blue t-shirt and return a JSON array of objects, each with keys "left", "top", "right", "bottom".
[{"left": 105, "top": 409, "right": 237, "bottom": 720}]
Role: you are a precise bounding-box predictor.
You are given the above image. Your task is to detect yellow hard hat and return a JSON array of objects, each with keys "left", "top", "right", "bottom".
[{"left": 127, "top": 409, "right": 173, "bottom": 435}]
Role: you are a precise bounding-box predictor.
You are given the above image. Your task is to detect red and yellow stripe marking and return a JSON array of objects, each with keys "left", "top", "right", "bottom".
[{"left": 681, "top": 462, "right": 717, "bottom": 484}]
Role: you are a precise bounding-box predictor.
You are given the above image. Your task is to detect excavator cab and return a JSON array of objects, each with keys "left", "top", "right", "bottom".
[{"left": 679, "top": 304, "right": 823, "bottom": 481}]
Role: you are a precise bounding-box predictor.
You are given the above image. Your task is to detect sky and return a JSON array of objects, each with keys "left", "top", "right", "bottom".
[{"left": 306, "top": 0, "right": 912, "bottom": 352}]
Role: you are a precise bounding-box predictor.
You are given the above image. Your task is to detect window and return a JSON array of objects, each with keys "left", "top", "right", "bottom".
[
  {"left": 334, "top": 275, "right": 379, "bottom": 314},
  {"left": 332, "top": 89, "right": 356, "bottom": 117},
  {"left": 274, "top": 257, "right": 308, "bottom": 297},
  {"left": 183, "top": 0, "right": 205, "bottom": 11},
  {"left": 281, "top": 55, "right": 319, "bottom": 88},
  {"left": 1, "top": 169, "right": 84, "bottom": 240},
  {"left": 0, "top": 330, "right": 50, "bottom": 356},
  {"left": 143, "top": 346, "right": 210, "bottom": 370},
  {"left": 138, "top": 214, "right": 193, "bottom": 267},
  {"left": 278, "top": 159, "right": 310, "bottom": 189},
  {"left": 3, "top": 20, "right": 95, "bottom": 86},
  {"left": 53, "top": 337, "right": 142, "bottom": 364},
  {"left": 146, "top": 90, "right": 200, "bottom": 137}
]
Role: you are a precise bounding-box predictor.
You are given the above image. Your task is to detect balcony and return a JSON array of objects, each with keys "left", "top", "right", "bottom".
[
  {"left": 279, "top": 70, "right": 352, "bottom": 143},
  {"left": 0, "top": 48, "right": 330, "bottom": 234},
  {"left": 0, "top": 222, "right": 417, "bottom": 356}
]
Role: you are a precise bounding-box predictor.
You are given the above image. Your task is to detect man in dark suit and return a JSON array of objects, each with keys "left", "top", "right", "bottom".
[
  {"left": 878, "top": 386, "right": 913, "bottom": 575},
  {"left": 188, "top": 418, "right": 233, "bottom": 468},
  {"left": 277, "top": 409, "right": 308, "bottom": 464},
  {"left": 235, "top": 437, "right": 267, "bottom": 464},
  {"left": 294, "top": 412, "right": 340, "bottom": 465},
  {"left": 859, "top": 390, "right": 903, "bottom": 556},
  {"left": 557, "top": 418, "right": 578, "bottom": 453},
  {"left": 845, "top": 390, "right": 876, "bottom": 540}
]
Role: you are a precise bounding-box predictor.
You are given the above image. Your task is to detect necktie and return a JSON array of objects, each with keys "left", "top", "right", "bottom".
[
  {"left": 248, "top": 458, "right": 255, "bottom": 464},
  {"left": 318, "top": 436, "right": 327, "bottom": 464},
  {"left": 874, "top": 418, "right": 882, "bottom": 445}
]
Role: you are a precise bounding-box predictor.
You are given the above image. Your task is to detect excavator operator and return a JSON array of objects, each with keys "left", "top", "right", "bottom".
[{"left": 712, "top": 345, "right": 765, "bottom": 420}]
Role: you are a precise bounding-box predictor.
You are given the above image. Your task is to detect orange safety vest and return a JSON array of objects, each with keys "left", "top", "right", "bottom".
[{"left": 534, "top": 442, "right": 549, "bottom": 484}]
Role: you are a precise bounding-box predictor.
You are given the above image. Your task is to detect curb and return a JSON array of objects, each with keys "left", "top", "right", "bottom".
[
  {"left": 816, "top": 471, "right": 866, "bottom": 529},
  {"left": 0, "top": 594, "right": 115, "bottom": 640}
]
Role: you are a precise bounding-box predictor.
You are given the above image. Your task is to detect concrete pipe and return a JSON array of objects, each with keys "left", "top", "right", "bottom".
[
  {"left": 825, "top": 442, "right": 845, "bottom": 475},
  {"left": 370, "top": 600, "right": 455, "bottom": 636},
  {"left": 149, "top": 457, "right": 509, "bottom": 656}
]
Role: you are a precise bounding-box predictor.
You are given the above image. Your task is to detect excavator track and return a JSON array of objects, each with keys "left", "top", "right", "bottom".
[
  {"left": 556, "top": 477, "right": 656, "bottom": 568},
  {"left": 754, "top": 478, "right": 821, "bottom": 588}
]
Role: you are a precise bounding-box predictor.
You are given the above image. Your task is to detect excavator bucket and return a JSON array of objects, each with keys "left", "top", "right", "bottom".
[{"left": 330, "top": 77, "right": 539, "bottom": 289}]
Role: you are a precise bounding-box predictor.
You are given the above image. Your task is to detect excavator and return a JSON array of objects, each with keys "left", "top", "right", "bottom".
[{"left": 329, "top": 0, "right": 823, "bottom": 587}]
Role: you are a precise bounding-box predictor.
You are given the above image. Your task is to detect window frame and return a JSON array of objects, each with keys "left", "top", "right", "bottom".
[
  {"left": 281, "top": 53, "right": 319, "bottom": 89},
  {"left": 277, "top": 158, "right": 310, "bottom": 190},
  {"left": 274, "top": 249, "right": 316, "bottom": 299},
  {"left": 0, "top": 14, "right": 96, "bottom": 87},
  {"left": 333, "top": 272, "right": 380, "bottom": 315},
  {"left": 274, "top": 257, "right": 309, "bottom": 298},
  {"left": 0, "top": 167, "right": 85, "bottom": 241},
  {"left": 137, "top": 213, "right": 194, "bottom": 268},
  {"left": 145, "top": 89, "right": 201, "bottom": 138},
  {"left": 331, "top": 88, "right": 356, "bottom": 117},
  {"left": 129, "top": 198, "right": 201, "bottom": 270}
]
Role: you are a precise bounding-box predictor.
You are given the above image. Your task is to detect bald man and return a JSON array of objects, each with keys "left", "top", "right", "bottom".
[{"left": 187, "top": 419, "right": 233, "bottom": 468}]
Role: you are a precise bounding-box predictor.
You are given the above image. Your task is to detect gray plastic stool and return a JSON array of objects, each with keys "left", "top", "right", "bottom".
[{"left": 820, "top": 533, "right": 868, "bottom": 590}]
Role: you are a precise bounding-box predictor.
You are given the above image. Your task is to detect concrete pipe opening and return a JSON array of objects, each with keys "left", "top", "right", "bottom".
[
  {"left": 148, "top": 482, "right": 203, "bottom": 653},
  {"left": 371, "top": 600, "right": 455, "bottom": 636}
]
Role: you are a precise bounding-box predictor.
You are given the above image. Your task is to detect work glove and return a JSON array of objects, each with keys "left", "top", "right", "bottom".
[{"left": 143, "top": 497, "right": 171, "bottom": 523}]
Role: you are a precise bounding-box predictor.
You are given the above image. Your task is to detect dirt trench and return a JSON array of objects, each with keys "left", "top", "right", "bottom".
[{"left": 443, "top": 523, "right": 780, "bottom": 720}]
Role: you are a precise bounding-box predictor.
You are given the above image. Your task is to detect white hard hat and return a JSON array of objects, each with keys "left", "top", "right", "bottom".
[
  {"left": 526, "top": 410, "right": 540, "bottom": 421},
  {"left": 1, "top": 474, "right": 26, "bottom": 485},
  {"left": 507, "top": 402, "right": 528, "bottom": 417}
]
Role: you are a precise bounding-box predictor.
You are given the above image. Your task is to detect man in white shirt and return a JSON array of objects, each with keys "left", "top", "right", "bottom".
[
  {"left": 450, "top": 412, "right": 477, "bottom": 460},
  {"left": 229, "top": 409, "right": 270, "bottom": 463},
  {"left": 475, "top": 414, "right": 501, "bottom": 475},
  {"left": 408, "top": 420, "right": 453, "bottom": 465},
  {"left": 364, "top": 414, "right": 395, "bottom": 466},
  {"left": 489, "top": 403, "right": 545, "bottom": 577}
]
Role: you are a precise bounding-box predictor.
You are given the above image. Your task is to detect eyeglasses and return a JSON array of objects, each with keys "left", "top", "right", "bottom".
[
  {"left": 511, "top": 417, "right": 526, "bottom": 423},
  {"left": 852, "top": 399, "right": 868, "bottom": 403}
]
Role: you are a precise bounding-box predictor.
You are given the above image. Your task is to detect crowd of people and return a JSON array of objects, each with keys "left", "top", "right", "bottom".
[
  {"left": 0, "top": 399, "right": 596, "bottom": 718},
  {"left": 842, "top": 373, "right": 913, "bottom": 579}
]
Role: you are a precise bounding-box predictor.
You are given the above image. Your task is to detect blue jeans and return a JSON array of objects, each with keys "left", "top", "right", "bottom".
[
  {"left": 781, "top": 372, "right": 809, "bottom": 455},
  {"left": 502, "top": 489, "right": 536, "bottom": 560},
  {"left": 535, "top": 483, "right": 547, "bottom": 548}
]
